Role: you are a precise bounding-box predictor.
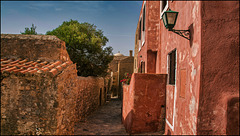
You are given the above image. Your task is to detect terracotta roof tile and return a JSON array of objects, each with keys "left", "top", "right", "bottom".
[
  {"left": 31, "top": 62, "right": 38, "bottom": 66},
  {"left": 9, "top": 60, "right": 21, "bottom": 64},
  {"left": 1, "top": 57, "right": 73, "bottom": 75},
  {"left": 48, "top": 64, "right": 55, "bottom": 69},
  {"left": 1, "top": 58, "right": 8, "bottom": 61},
  {"left": 18, "top": 59, "right": 28, "bottom": 64},
  {"left": 42, "top": 67, "right": 50, "bottom": 72},
  {"left": 28, "top": 69, "right": 38, "bottom": 73},
  {"left": 42, "top": 61, "right": 49, "bottom": 65},
  {"left": 42, "top": 64, "right": 51, "bottom": 68},
  {"left": 1, "top": 68, "right": 7, "bottom": 71},
  {"left": 61, "top": 63, "right": 67, "bottom": 68},
  {"left": 25, "top": 61, "right": 34, "bottom": 65},
  {"left": 52, "top": 61, "right": 61, "bottom": 66},
  {"left": 4, "top": 66, "right": 17, "bottom": 72},
  {"left": 56, "top": 65, "right": 63, "bottom": 72},
  {"left": 12, "top": 69, "right": 23, "bottom": 73},
  {"left": 49, "top": 68, "right": 58, "bottom": 77},
  {"left": 66, "top": 61, "right": 72, "bottom": 65}
]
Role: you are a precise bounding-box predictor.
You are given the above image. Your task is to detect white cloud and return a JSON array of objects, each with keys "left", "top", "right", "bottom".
[{"left": 55, "top": 8, "right": 62, "bottom": 11}]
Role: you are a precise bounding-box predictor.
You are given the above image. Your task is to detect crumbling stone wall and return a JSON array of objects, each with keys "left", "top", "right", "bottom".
[
  {"left": 1, "top": 34, "right": 108, "bottom": 135},
  {"left": 1, "top": 63, "right": 77, "bottom": 135},
  {"left": 75, "top": 77, "right": 105, "bottom": 122},
  {"left": 55, "top": 63, "right": 78, "bottom": 135},
  {"left": 1, "top": 34, "right": 70, "bottom": 62}
]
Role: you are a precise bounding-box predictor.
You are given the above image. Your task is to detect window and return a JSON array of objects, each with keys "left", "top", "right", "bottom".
[
  {"left": 139, "top": 19, "right": 142, "bottom": 41},
  {"left": 140, "top": 61, "right": 145, "bottom": 73},
  {"left": 143, "top": 5, "right": 145, "bottom": 32},
  {"left": 138, "top": 18, "right": 142, "bottom": 51},
  {"left": 142, "top": 3, "right": 146, "bottom": 45},
  {"left": 139, "top": 1, "right": 146, "bottom": 51},
  {"left": 168, "top": 49, "right": 176, "bottom": 85},
  {"left": 134, "top": 59, "right": 137, "bottom": 69},
  {"left": 160, "top": 0, "right": 168, "bottom": 19}
]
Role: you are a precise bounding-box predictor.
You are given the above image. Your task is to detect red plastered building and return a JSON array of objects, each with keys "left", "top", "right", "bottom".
[{"left": 123, "top": 0, "right": 239, "bottom": 135}]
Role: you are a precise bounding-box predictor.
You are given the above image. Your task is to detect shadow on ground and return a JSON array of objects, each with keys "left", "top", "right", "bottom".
[{"left": 74, "top": 98, "right": 163, "bottom": 135}]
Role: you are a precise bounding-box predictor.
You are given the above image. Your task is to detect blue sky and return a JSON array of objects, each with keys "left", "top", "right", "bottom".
[{"left": 1, "top": 1, "right": 143, "bottom": 56}]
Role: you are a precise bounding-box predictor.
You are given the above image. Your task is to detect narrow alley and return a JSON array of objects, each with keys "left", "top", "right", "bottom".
[
  {"left": 1, "top": 1, "right": 239, "bottom": 135},
  {"left": 74, "top": 98, "right": 164, "bottom": 135},
  {"left": 74, "top": 99, "right": 127, "bottom": 135}
]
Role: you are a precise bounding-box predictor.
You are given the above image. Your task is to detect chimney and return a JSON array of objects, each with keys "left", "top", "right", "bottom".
[{"left": 129, "top": 50, "right": 133, "bottom": 57}]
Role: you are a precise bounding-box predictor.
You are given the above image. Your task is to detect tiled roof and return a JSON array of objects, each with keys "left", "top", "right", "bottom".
[{"left": 1, "top": 57, "right": 73, "bottom": 77}]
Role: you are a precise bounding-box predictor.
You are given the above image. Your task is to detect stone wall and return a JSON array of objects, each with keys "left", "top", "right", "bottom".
[
  {"left": 122, "top": 73, "right": 167, "bottom": 134},
  {"left": 1, "top": 34, "right": 108, "bottom": 135},
  {"left": 55, "top": 63, "right": 78, "bottom": 135},
  {"left": 1, "top": 62, "right": 107, "bottom": 135},
  {"left": 1, "top": 34, "right": 70, "bottom": 62},
  {"left": 75, "top": 76, "right": 105, "bottom": 122},
  {"left": 1, "top": 63, "right": 77, "bottom": 135},
  {"left": 198, "top": 1, "right": 239, "bottom": 135}
]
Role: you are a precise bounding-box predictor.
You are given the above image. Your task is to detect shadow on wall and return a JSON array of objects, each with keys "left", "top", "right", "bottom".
[
  {"left": 226, "top": 97, "right": 239, "bottom": 135},
  {"left": 122, "top": 110, "right": 133, "bottom": 134},
  {"left": 189, "top": 23, "right": 194, "bottom": 47}
]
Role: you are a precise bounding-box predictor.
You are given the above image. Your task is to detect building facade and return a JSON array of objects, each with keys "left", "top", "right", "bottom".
[
  {"left": 123, "top": 0, "right": 239, "bottom": 135},
  {"left": 109, "top": 51, "right": 134, "bottom": 98}
]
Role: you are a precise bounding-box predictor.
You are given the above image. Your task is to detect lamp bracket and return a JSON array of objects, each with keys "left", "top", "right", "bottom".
[{"left": 169, "top": 29, "right": 190, "bottom": 40}]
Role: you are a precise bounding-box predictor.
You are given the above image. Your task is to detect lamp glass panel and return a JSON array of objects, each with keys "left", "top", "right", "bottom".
[
  {"left": 162, "top": 13, "right": 167, "bottom": 26},
  {"left": 167, "top": 12, "right": 177, "bottom": 25}
]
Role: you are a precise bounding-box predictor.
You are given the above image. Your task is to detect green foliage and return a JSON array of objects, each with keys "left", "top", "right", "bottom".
[
  {"left": 21, "top": 24, "right": 37, "bottom": 35},
  {"left": 46, "top": 19, "right": 113, "bottom": 77},
  {"left": 120, "top": 73, "right": 132, "bottom": 85}
]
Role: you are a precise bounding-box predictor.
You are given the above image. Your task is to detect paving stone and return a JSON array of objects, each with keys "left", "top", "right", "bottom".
[{"left": 74, "top": 99, "right": 163, "bottom": 135}]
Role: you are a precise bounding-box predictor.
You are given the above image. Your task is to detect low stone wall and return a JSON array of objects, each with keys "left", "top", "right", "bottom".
[
  {"left": 122, "top": 83, "right": 134, "bottom": 133},
  {"left": 1, "top": 63, "right": 77, "bottom": 135},
  {"left": 1, "top": 64, "right": 107, "bottom": 135},
  {"left": 1, "top": 34, "right": 70, "bottom": 62},
  {"left": 75, "top": 76, "right": 105, "bottom": 122},
  {"left": 1, "top": 34, "right": 107, "bottom": 135},
  {"left": 122, "top": 73, "right": 167, "bottom": 134},
  {"left": 55, "top": 63, "right": 78, "bottom": 135}
]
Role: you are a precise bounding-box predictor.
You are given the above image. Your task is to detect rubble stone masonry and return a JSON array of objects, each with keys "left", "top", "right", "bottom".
[
  {"left": 75, "top": 76, "right": 105, "bottom": 122},
  {"left": 1, "top": 34, "right": 107, "bottom": 135},
  {"left": 1, "top": 34, "right": 70, "bottom": 62}
]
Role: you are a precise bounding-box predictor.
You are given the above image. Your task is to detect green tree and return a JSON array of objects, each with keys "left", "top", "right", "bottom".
[
  {"left": 46, "top": 19, "right": 113, "bottom": 77},
  {"left": 21, "top": 24, "right": 37, "bottom": 35}
]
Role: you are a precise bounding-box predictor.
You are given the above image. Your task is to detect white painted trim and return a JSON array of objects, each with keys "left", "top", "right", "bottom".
[
  {"left": 166, "top": 49, "right": 177, "bottom": 132},
  {"left": 138, "top": 15, "right": 142, "bottom": 52},
  {"left": 142, "top": 2, "right": 146, "bottom": 46},
  {"left": 166, "top": 119, "right": 174, "bottom": 130},
  {"left": 138, "top": 40, "right": 141, "bottom": 51},
  {"left": 160, "top": 0, "right": 169, "bottom": 19},
  {"left": 142, "top": 31, "right": 145, "bottom": 46}
]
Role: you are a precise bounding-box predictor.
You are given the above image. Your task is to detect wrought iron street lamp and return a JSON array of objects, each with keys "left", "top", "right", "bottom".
[{"left": 162, "top": 9, "right": 190, "bottom": 40}]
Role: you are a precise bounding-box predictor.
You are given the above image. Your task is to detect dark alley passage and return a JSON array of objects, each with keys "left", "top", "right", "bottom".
[
  {"left": 74, "top": 99, "right": 164, "bottom": 135},
  {"left": 74, "top": 99, "right": 128, "bottom": 135}
]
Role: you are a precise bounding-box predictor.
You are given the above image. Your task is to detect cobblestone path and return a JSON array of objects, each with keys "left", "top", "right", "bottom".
[
  {"left": 74, "top": 99, "right": 163, "bottom": 135},
  {"left": 74, "top": 99, "right": 127, "bottom": 135}
]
